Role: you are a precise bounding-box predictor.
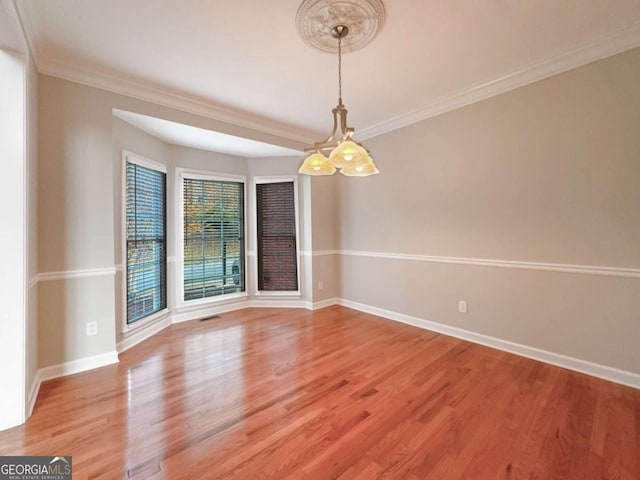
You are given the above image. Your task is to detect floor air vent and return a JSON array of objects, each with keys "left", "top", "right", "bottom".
[{"left": 200, "top": 315, "right": 221, "bottom": 322}]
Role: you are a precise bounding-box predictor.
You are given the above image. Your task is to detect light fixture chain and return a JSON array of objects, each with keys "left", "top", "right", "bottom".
[{"left": 338, "top": 35, "right": 342, "bottom": 104}]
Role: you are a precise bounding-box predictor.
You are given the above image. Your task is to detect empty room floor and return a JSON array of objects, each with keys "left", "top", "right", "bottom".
[{"left": 0, "top": 306, "right": 638, "bottom": 479}]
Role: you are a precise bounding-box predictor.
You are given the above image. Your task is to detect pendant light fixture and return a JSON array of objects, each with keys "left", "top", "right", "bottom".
[{"left": 296, "top": 0, "right": 384, "bottom": 176}]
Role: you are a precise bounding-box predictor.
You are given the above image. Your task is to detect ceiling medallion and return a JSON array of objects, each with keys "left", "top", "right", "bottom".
[{"left": 296, "top": 0, "right": 385, "bottom": 53}]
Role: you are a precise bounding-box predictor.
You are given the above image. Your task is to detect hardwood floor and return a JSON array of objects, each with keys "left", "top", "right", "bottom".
[{"left": 0, "top": 306, "right": 638, "bottom": 479}]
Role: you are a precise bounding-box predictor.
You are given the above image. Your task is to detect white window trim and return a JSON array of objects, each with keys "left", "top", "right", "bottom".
[
  {"left": 251, "top": 175, "right": 301, "bottom": 297},
  {"left": 176, "top": 168, "right": 248, "bottom": 309},
  {"left": 121, "top": 150, "right": 168, "bottom": 334}
]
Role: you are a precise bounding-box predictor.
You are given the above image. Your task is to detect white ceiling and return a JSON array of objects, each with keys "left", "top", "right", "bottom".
[
  {"left": 11, "top": 0, "right": 640, "bottom": 146},
  {"left": 113, "top": 109, "right": 302, "bottom": 158}
]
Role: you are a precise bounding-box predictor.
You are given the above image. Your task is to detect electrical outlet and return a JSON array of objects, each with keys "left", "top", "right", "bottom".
[
  {"left": 318, "top": 280, "right": 324, "bottom": 290},
  {"left": 86, "top": 321, "right": 98, "bottom": 336},
  {"left": 458, "top": 301, "right": 468, "bottom": 314}
]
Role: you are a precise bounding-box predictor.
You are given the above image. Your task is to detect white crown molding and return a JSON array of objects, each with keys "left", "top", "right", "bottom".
[
  {"left": 36, "top": 55, "right": 317, "bottom": 147},
  {"left": 38, "top": 266, "right": 118, "bottom": 282},
  {"left": 338, "top": 298, "right": 640, "bottom": 390},
  {"left": 336, "top": 249, "right": 640, "bottom": 279},
  {"left": 38, "top": 351, "right": 119, "bottom": 383},
  {"left": 357, "top": 21, "right": 640, "bottom": 140}
]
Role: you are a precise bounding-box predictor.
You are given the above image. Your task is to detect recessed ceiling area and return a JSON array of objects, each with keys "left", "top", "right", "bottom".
[
  {"left": 113, "top": 110, "right": 303, "bottom": 158},
  {"left": 13, "top": 1, "right": 640, "bottom": 142}
]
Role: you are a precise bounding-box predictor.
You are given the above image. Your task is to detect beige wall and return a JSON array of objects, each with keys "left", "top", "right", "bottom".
[
  {"left": 312, "top": 254, "right": 341, "bottom": 301},
  {"left": 172, "top": 144, "right": 247, "bottom": 177},
  {"left": 38, "top": 276, "right": 116, "bottom": 366},
  {"left": 310, "top": 176, "right": 341, "bottom": 302},
  {"left": 341, "top": 49, "right": 640, "bottom": 265},
  {"left": 337, "top": 47, "right": 640, "bottom": 373},
  {"left": 310, "top": 176, "right": 340, "bottom": 252},
  {"left": 38, "top": 75, "right": 306, "bottom": 369},
  {"left": 38, "top": 76, "right": 118, "bottom": 367},
  {"left": 39, "top": 78, "right": 117, "bottom": 273}
]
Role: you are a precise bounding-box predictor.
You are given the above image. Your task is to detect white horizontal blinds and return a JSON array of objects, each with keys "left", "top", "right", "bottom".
[
  {"left": 256, "top": 182, "right": 298, "bottom": 291},
  {"left": 126, "top": 162, "right": 167, "bottom": 323},
  {"left": 183, "top": 178, "right": 245, "bottom": 301}
]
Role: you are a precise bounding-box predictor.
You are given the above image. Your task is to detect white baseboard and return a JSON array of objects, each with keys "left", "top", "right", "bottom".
[
  {"left": 337, "top": 298, "right": 640, "bottom": 390},
  {"left": 38, "top": 350, "right": 120, "bottom": 383},
  {"left": 27, "top": 370, "right": 42, "bottom": 417},
  {"left": 308, "top": 297, "right": 339, "bottom": 310},
  {"left": 0, "top": 417, "right": 23, "bottom": 433},
  {"left": 117, "top": 316, "right": 172, "bottom": 353}
]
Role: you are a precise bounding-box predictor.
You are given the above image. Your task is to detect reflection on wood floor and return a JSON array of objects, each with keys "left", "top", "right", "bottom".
[{"left": 0, "top": 306, "right": 638, "bottom": 479}]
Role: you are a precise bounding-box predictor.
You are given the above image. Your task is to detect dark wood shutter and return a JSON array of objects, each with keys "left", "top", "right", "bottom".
[
  {"left": 256, "top": 182, "right": 298, "bottom": 291},
  {"left": 126, "top": 162, "right": 167, "bottom": 323}
]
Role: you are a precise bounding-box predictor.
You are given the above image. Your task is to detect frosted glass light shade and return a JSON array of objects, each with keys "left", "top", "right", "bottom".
[
  {"left": 298, "top": 152, "right": 336, "bottom": 175},
  {"left": 340, "top": 159, "right": 379, "bottom": 176},
  {"left": 328, "top": 140, "right": 368, "bottom": 168}
]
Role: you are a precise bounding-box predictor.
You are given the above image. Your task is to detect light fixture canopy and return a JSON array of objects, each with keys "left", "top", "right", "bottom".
[{"left": 296, "top": 1, "right": 383, "bottom": 177}]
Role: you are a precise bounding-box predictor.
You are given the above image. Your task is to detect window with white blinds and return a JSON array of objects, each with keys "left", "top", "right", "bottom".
[
  {"left": 183, "top": 177, "right": 245, "bottom": 301},
  {"left": 125, "top": 160, "right": 167, "bottom": 324},
  {"left": 256, "top": 181, "right": 298, "bottom": 292}
]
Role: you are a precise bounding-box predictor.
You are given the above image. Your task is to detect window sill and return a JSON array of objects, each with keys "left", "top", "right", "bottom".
[
  {"left": 176, "top": 292, "right": 249, "bottom": 312},
  {"left": 122, "top": 308, "right": 170, "bottom": 334},
  {"left": 254, "top": 290, "right": 301, "bottom": 297}
]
